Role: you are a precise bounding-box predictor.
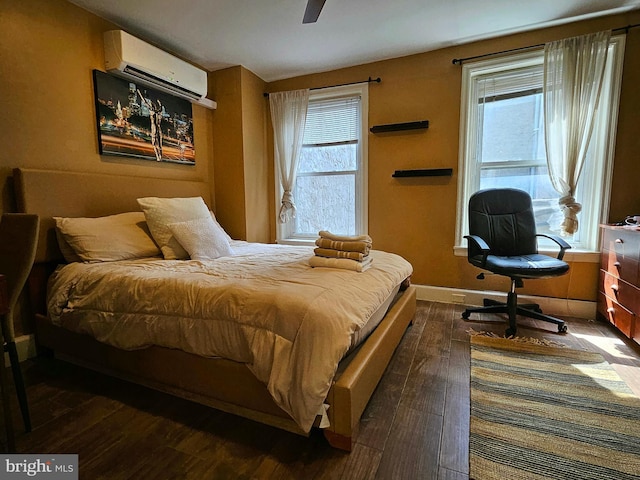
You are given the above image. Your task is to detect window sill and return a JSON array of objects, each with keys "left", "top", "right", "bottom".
[
  {"left": 453, "top": 245, "right": 600, "bottom": 263},
  {"left": 276, "top": 238, "right": 316, "bottom": 247}
]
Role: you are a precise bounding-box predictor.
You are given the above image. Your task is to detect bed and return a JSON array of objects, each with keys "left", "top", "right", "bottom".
[{"left": 14, "top": 167, "right": 417, "bottom": 451}]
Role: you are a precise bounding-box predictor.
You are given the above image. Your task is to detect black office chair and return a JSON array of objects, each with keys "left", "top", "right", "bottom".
[{"left": 461, "top": 188, "right": 571, "bottom": 336}]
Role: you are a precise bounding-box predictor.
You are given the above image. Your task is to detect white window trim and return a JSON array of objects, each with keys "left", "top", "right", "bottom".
[
  {"left": 275, "top": 83, "right": 369, "bottom": 245},
  {"left": 454, "top": 36, "right": 625, "bottom": 261}
]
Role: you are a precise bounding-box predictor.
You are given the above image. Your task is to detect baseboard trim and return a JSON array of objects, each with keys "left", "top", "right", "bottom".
[
  {"left": 414, "top": 284, "right": 596, "bottom": 319},
  {"left": 5, "top": 334, "right": 37, "bottom": 363}
]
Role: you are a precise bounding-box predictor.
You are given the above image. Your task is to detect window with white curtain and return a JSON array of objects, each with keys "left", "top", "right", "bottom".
[
  {"left": 277, "top": 84, "right": 368, "bottom": 243},
  {"left": 455, "top": 36, "right": 625, "bottom": 253}
]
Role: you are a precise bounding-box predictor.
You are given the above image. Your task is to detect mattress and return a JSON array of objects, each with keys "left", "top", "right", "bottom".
[{"left": 47, "top": 241, "right": 413, "bottom": 432}]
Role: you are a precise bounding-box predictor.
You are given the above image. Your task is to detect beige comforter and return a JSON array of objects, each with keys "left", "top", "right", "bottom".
[{"left": 47, "top": 241, "right": 413, "bottom": 432}]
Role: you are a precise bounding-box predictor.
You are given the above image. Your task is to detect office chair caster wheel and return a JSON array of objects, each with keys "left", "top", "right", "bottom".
[
  {"left": 462, "top": 311, "right": 470, "bottom": 319},
  {"left": 558, "top": 324, "right": 568, "bottom": 333},
  {"left": 505, "top": 327, "right": 517, "bottom": 337}
]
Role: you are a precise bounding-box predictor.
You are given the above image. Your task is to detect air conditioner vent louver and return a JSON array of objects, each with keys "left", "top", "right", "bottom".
[{"left": 122, "top": 65, "right": 202, "bottom": 100}]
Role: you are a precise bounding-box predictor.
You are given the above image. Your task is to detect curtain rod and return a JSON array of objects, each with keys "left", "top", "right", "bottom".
[
  {"left": 263, "top": 77, "right": 381, "bottom": 97},
  {"left": 452, "top": 23, "right": 640, "bottom": 65}
]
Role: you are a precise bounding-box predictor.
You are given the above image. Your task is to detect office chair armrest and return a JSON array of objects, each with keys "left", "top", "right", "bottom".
[
  {"left": 536, "top": 233, "right": 572, "bottom": 260},
  {"left": 464, "top": 234, "right": 490, "bottom": 266}
]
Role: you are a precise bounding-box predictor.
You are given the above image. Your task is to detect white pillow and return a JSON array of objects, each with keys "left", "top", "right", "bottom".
[
  {"left": 54, "top": 212, "right": 160, "bottom": 262},
  {"left": 137, "top": 196, "right": 211, "bottom": 260},
  {"left": 54, "top": 228, "right": 83, "bottom": 263},
  {"left": 209, "top": 210, "right": 233, "bottom": 242},
  {"left": 168, "top": 216, "right": 234, "bottom": 261}
]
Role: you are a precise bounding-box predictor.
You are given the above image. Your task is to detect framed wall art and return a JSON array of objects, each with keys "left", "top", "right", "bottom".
[{"left": 92, "top": 69, "right": 196, "bottom": 165}]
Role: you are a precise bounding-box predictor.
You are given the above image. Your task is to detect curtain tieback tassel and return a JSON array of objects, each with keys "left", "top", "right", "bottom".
[
  {"left": 559, "top": 195, "right": 582, "bottom": 236},
  {"left": 279, "top": 190, "right": 296, "bottom": 224}
]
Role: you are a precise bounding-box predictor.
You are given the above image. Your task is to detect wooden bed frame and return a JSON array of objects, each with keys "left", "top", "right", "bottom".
[{"left": 14, "top": 167, "right": 416, "bottom": 451}]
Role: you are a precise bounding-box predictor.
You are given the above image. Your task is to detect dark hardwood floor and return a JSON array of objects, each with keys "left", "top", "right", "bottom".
[{"left": 2, "top": 300, "right": 639, "bottom": 479}]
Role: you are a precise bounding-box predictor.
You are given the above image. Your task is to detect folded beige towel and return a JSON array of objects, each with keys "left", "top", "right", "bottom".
[
  {"left": 315, "top": 237, "right": 371, "bottom": 254},
  {"left": 314, "top": 247, "right": 367, "bottom": 262},
  {"left": 309, "top": 255, "right": 373, "bottom": 272},
  {"left": 319, "top": 230, "right": 372, "bottom": 244}
]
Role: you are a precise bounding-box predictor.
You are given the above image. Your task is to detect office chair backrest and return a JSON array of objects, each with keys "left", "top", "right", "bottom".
[
  {"left": 0, "top": 213, "right": 39, "bottom": 342},
  {"left": 468, "top": 188, "right": 538, "bottom": 257}
]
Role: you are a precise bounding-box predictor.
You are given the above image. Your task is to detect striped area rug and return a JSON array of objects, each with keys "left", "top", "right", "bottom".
[{"left": 470, "top": 335, "right": 640, "bottom": 480}]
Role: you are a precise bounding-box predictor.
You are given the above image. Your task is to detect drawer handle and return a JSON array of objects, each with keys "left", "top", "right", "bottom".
[
  {"left": 607, "top": 307, "right": 615, "bottom": 314},
  {"left": 614, "top": 261, "right": 621, "bottom": 268},
  {"left": 615, "top": 238, "right": 623, "bottom": 244},
  {"left": 611, "top": 284, "right": 619, "bottom": 292}
]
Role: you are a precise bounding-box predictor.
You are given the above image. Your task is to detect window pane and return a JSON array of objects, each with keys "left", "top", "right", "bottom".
[
  {"left": 480, "top": 93, "right": 545, "bottom": 163},
  {"left": 294, "top": 174, "right": 356, "bottom": 236},
  {"left": 298, "top": 144, "right": 357, "bottom": 173}
]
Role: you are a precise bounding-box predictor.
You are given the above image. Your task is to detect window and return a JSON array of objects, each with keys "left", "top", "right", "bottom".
[
  {"left": 456, "top": 36, "right": 625, "bottom": 253},
  {"left": 277, "top": 84, "right": 368, "bottom": 243}
]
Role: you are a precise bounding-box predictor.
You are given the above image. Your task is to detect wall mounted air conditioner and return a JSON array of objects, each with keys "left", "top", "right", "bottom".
[{"left": 103, "top": 30, "right": 216, "bottom": 110}]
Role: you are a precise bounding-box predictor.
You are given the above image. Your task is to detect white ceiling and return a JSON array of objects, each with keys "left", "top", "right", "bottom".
[{"left": 68, "top": 0, "right": 640, "bottom": 82}]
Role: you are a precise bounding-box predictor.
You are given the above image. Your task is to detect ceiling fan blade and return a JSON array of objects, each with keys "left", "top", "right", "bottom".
[{"left": 303, "top": 0, "right": 326, "bottom": 24}]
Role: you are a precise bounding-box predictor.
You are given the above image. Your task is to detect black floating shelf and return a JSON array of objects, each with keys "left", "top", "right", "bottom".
[
  {"left": 370, "top": 120, "right": 429, "bottom": 133},
  {"left": 392, "top": 168, "right": 453, "bottom": 178}
]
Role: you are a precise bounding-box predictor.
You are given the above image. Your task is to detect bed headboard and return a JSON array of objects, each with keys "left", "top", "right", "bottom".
[{"left": 13, "top": 168, "right": 212, "bottom": 264}]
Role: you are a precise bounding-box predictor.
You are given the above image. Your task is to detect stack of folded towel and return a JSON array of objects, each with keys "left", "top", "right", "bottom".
[{"left": 309, "top": 230, "right": 373, "bottom": 272}]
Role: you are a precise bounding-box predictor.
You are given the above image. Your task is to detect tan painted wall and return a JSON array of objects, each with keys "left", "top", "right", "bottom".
[
  {"left": 267, "top": 10, "right": 640, "bottom": 301},
  {"left": 209, "top": 66, "right": 270, "bottom": 242},
  {"left": 210, "top": 66, "right": 246, "bottom": 239},
  {"left": 0, "top": 0, "right": 215, "bottom": 213},
  {"left": 240, "top": 68, "right": 269, "bottom": 243},
  {"left": 609, "top": 23, "right": 640, "bottom": 224}
]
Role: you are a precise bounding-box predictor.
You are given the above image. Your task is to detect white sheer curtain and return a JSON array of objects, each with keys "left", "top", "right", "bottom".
[
  {"left": 543, "top": 30, "right": 610, "bottom": 236},
  {"left": 269, "top": 89, "right": 310, "bottom": 224}
]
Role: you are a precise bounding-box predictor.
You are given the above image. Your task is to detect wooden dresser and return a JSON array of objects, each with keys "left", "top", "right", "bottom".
[{"left": 598, "top": 224, "right": 640, "bottom": 346}]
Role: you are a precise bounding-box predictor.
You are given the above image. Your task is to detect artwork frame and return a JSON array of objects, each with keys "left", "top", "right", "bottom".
[{"left": 92, "top": 69, "right": 196, "bottom": 165}]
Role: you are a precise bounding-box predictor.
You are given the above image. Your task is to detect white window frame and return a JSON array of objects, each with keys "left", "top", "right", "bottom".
[
  {"left": 455, "top": 36, "right": 625, "bottom": 259},
  {"left": 276, "top": 83, "right": 369, "bottom": 245}
]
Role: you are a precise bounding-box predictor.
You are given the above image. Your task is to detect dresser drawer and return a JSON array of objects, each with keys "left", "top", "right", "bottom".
[
  {"left": 601, "top": 228, "right": 640, "bottom": 259},
  {"left": 597, "top": 292, "right": 634, "bottom": 338},
  {"left": 599, "top": 226, "right": 640, "bottom": 342},
  {"left": 599, "top": 270, "right": 640, "bottom": 313},
  {"left": 600, "top": 249, "right": 639, "bottom": 286}
]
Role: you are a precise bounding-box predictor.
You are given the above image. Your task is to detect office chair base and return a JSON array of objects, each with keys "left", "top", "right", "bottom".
[
  {"left": 462, "top": 300, "right": 567, "bottom": 336},
  {"left": 480, "top": 298, "right": 543, "bottom": 313}
]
